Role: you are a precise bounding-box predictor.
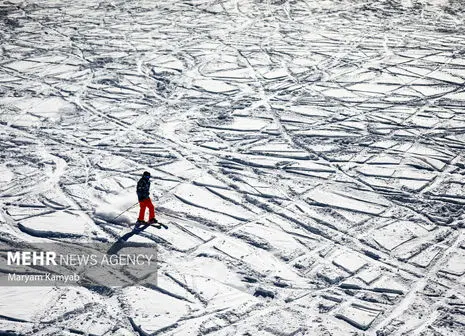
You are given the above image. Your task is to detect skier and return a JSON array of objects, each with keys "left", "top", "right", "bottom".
[{"left": 136, "top": 171, "right": 158, "bottom": 224}]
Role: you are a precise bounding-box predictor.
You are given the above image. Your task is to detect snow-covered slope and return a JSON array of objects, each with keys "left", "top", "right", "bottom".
[{"left": 1, "top": 0, "right": 465, "bottom": 335}]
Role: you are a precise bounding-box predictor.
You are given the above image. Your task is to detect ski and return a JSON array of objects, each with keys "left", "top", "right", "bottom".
[
  {"left": 157, "top": 223, "right": 168, "bottom": 229},
  {"left": 129, "top": 222, "right": 168, "bottom": 229}
]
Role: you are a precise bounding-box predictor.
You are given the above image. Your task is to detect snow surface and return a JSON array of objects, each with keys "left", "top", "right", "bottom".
[{"left": 1, "top": 0, "right": 465, "bottom": 335}]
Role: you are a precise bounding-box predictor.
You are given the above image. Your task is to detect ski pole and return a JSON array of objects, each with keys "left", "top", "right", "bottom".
[{"left": 112, "top": 202, "right": 138, "bottom": 221}]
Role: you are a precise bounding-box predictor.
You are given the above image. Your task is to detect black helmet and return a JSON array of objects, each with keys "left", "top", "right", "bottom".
[{"left": 143, "top": 171, "right": 151, "bottom": 178}]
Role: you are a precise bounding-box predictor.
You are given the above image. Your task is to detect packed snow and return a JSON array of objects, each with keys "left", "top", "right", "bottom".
[{"left": 1, "top": 0, "right": 465, "bottom": 335}]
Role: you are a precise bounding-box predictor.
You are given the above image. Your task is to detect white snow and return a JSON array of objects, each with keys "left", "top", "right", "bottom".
[
  {"left": 0, "top": 287, "right": 55, "bottom": 321},
  {"left": 206, "top": 117, "right": 271, "bottom": 132},
  {"left": 19, "top": 212, "right": 87, "bottom": 237},
  {"left": 1, "top": 1, "right": 465, "bottom": 335},
  {"left": 194, "top": 79, "right": 238, "bottom": 93},
  {"left": 332, "top": 252, "right": 367, "bottom": 275},
  {"left": 306, "top": 187, "right": 388, "bottom": 215}
]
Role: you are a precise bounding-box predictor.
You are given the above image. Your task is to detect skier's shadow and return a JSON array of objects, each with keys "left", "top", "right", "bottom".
[{"left": 107, "top": 224, "right": 150, "bottom": 255}]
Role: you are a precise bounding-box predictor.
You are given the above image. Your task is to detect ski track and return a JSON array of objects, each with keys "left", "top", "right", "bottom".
[{"left": 1, "top": 0, "right": 465, "bottom": 335}]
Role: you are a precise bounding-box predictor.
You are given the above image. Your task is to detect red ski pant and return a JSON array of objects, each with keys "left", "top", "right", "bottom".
[{"left": 138, "top": 198, "right": 155, "bottom": 221}]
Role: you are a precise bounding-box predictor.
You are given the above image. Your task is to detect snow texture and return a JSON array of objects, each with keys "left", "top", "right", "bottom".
[{"left": 1, "top": 0, "right": 465, "bottom": 335}]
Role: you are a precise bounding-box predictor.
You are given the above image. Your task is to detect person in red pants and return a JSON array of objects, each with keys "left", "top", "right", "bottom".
[{"left": 136, "top": 171, "right": 157, "bottom": 224}]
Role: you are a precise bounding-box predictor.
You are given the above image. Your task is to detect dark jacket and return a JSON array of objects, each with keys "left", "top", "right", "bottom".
[{"left": 137, "top": 177, "right": 150, "bottom": 201}]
